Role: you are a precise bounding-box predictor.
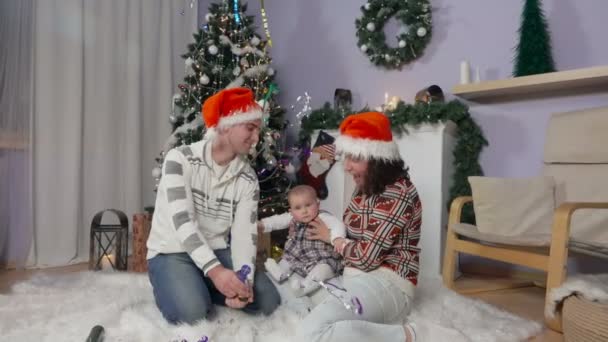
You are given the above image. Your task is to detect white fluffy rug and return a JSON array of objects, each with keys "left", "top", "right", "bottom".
[{"left": 0, "top": 272, "right": 541, "bottom": 341}]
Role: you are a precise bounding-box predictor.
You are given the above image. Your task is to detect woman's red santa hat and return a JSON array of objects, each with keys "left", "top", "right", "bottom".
[
  {"left": 202, "top": 87, "right": 264, "bottom": 139},
  {"left": 335, "top": 111, "right": 400, "bottom": 161}
]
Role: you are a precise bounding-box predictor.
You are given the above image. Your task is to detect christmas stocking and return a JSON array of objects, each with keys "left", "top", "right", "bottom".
[{"left": 297, "top": 131, "right": 336, "bottom": 199}]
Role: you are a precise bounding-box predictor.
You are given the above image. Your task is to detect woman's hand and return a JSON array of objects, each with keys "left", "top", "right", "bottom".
[
  {"left": 306, "top": 217, "right": 331, "bottom": 244},
  {"left": 333, "top": 237, "right": 350, "bottom": 255}
]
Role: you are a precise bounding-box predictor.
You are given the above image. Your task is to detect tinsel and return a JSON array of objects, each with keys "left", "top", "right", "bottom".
[
  {"left": 259, "top": 0, "right": 273, "bottom": 47},
  {"left": 299, "top": 100, "right": 488, "bottom": 224}
]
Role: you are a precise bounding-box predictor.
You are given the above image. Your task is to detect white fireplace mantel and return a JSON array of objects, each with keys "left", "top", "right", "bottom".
[{"left": 315, "top": 121, "right": 457, "bottom": 278}]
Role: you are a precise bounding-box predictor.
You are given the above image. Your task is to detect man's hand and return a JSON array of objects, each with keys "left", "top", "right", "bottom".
[
  {"left": 207, "top": 265, "right": 251, "bottom": 299},
  {"left": 224, "top": 285, "right": 254, "bottom": 309}
]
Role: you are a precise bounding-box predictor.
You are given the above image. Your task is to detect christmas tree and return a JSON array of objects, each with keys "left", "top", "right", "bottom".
[
  {"left": 513, "top": 0, "right": 556, "bottom": 77},
  {"left": 154, "top": 0, "right": 291, "bottom": 218}
]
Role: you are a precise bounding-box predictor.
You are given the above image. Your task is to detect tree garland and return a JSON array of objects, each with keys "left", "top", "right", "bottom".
[
  {"left": 299, "top": 100, "right": 487, "bottom": 223},
  {"left": 355, "top": 0, "right": 432, "bottom": 70}
]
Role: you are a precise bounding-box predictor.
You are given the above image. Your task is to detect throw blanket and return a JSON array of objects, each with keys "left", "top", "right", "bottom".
[{"left": 546, "top": 273, "right": 608, "bottom": 318}]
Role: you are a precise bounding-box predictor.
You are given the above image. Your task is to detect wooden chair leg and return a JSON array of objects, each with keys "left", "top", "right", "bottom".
[
  {"left": 442, "top": 226, "right": 458, "bottom": 289},
  {"left": 544, "top": 210, "right": 571, "bottom": 332}
]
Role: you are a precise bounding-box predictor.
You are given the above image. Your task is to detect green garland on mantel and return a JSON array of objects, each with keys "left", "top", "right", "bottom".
[{"left": 299, "top": 100, "right": 488, "bottom": 224}]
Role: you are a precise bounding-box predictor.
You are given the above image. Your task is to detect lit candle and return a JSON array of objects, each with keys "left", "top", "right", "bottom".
[
  {"left": 384, "top": 92, "right": 389, "bottom": 105},
  {"left": 100, "top": 254, "right": 115, "bottom": 271}
]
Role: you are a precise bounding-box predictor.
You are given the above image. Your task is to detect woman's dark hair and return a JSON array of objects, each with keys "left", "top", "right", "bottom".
[{"left": 361, "top": 158, "right": 409, "bottom": 195}]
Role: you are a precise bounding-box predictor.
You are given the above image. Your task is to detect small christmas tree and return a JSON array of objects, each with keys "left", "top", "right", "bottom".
[
  {"left": 513, "top": 0, "right": 556, "bottom": 77},
  {"left": 154, "top": 1, "right": 290, "bottom": 217}
]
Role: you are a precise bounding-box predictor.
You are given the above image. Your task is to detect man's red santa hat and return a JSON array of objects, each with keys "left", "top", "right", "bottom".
[{"left": 202, "top": 87, "right": 264, "bottom": 139}]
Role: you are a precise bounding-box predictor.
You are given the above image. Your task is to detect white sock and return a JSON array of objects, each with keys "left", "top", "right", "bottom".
[
  {"left": 278, "top": 258, "right": 292, "bottom": 275},
  {"left": 264, "top": 258, "right": 288, "bottom": 282},
  {"left": 295, "top": 264, "right": 335, "bottom": 298}
]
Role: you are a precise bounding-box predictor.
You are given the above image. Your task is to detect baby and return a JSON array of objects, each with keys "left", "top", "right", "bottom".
[{"left": 258, "top": 185, "right": 345, "bottom": 297}]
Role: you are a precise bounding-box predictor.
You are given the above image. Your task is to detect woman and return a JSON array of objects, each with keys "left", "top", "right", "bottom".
[{"left": 298, "top": 112, "right": 424, "bottom": 342}]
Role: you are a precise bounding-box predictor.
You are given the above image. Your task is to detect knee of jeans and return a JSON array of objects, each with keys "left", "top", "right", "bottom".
[
  {"left": 253, "top": 272, "right": 281, "bottom": 315},
  {"left": 259, "top": 289, "right": 281, "bottom": 315},
  {"left": 167, "top": 303, "right": 214, "bottom": 325}
]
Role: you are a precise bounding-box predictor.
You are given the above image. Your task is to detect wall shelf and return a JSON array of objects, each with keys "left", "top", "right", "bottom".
[{"left": 452, "top": 65, "right": 608, "bottom": 103}]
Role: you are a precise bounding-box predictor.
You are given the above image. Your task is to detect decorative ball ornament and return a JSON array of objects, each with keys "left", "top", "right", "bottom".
[
  {"left": 185, "top": 57, "right": 194, "bottom": 67},
  {"left": 233, "top": 66, "right": 241, "bottom": 76},
  {"left": 266, "top": 156, "right": 278, "bottom": 168},
  {"left": 250, "top": 36, "right": 260, "bottom": 46},
  {"left": 205, "top": 13, "right": 214, "bottom": 22},
  {"left": 208, "top": 45, "right": 218, "bottom": 55},
  {"left": 169, "top": 115, "right": 177, "bottom": 123},
  {"left": 152, "top": 167, "right": 162, "bottom": 179},
  {"left": 355, "top": 0, "right": 433, "bottom": 70},
  {"left": 199, "top": 74, "right": 210, "bottom": 85},
  {"left": 267, "top": 67, "right": 275, "bottom": 76}
]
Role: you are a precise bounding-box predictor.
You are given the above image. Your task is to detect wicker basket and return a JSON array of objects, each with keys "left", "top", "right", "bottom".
[
  {"left": 131, "top": 213, "right": 152, "bottom": 272},
  {"left": 562, "top": 294, "right": 608, "bottom": 341}
]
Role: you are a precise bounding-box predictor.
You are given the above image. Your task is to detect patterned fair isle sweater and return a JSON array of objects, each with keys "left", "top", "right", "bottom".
[
  {"left": 146, "top": 139, "right": 260, "bottom": 282},
  {"left": 342, "top": 175, "right": 422, "bottom": 297}
]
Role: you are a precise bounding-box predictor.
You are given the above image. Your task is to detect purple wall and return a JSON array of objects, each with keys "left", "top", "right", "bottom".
[{"left": 199, "top": 0, "right": 608, "bottom": 177}]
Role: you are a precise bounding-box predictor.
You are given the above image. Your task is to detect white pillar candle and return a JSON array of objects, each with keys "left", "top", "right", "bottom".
[
  {"left": 474, "top": 66, "right": 481, "bottom": 83},
  {"left": 460, "top": 61, "right": 471, "bottom": 84}
]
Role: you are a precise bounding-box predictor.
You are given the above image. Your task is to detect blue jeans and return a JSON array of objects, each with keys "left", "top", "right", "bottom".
[{"left": 148, "top": 248, "right": 281, "bottom": 324}]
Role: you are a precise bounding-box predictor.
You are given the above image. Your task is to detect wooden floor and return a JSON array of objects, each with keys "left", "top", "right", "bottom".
[{"left": 0, "top": 266, "right": 563, "bottom": 341}]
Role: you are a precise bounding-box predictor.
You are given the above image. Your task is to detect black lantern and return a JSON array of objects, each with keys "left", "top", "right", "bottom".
[{"left": 89, "top": 209, "right": 129, "bottom": 271}]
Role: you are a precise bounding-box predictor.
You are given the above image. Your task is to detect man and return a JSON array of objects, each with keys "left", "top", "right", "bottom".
[{"left": 147, "top": 87, "right": 280, "bottom": 324}]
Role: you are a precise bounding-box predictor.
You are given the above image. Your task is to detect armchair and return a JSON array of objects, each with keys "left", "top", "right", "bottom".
[{"left": 442, "top": 106, "right": 608, "bottom": 332}]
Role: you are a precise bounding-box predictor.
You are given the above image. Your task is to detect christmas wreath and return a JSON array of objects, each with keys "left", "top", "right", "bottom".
[{"left": 356, "top": 0, "right": 432, "bottom": 70}]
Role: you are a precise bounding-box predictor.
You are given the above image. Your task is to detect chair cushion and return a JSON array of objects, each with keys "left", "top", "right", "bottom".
[
  {"left": 468, "top": 176, "right": 555, "bottom": 237},
  {"left": 544, "top": 106, "right": 608, "bottom": 163},
  {"left": 451, "top": 223, "right": 550, "bottom": 247},
  {"left": 544, "top": 164, "right": 608, "bottom": 246}
]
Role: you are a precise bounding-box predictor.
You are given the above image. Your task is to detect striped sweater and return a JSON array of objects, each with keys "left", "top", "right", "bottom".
[
  {"left": 342, "top": 175, "right": 422, "bottom": 290},
  {"left": 146, "top": 139, "right": 259, "bottom": 282}
]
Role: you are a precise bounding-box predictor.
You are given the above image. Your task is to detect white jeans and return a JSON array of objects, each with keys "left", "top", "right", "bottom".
[{"left": 297, "top": 271, "right": 412, "bottom": 342}]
